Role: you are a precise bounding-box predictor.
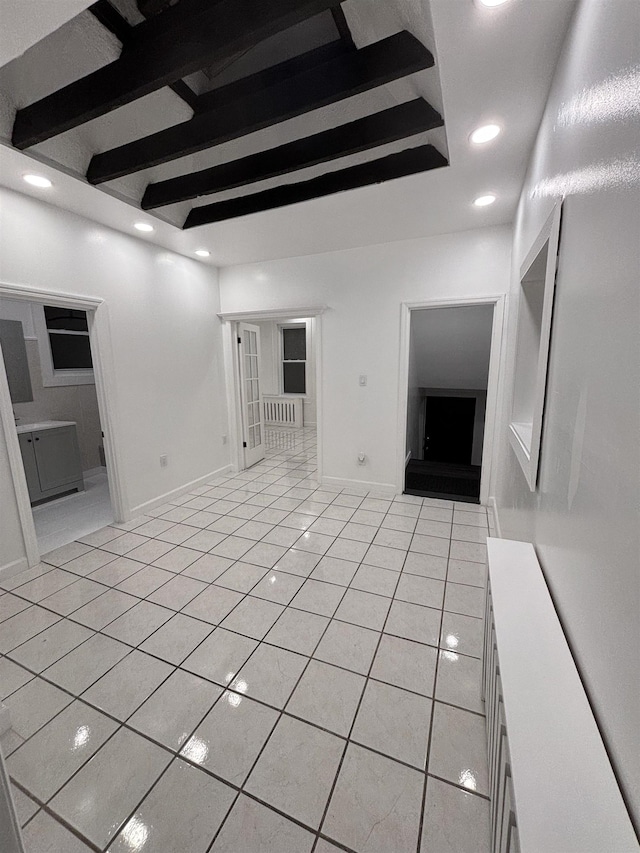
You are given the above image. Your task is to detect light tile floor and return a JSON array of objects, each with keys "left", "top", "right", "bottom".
[
  {"left": 33, "top": 471, "right": 114, "bottom": 555},
  {"left": 1, "top": 426, "right": 493, "bottom": 853}
]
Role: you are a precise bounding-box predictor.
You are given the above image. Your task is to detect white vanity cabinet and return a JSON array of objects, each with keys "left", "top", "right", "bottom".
[{"left": 17, "top": 421, "right": 84, "bottom": 505}]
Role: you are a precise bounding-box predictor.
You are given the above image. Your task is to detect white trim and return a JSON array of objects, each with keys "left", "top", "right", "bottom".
[
  {"left": 509, "top": 201, "right": 563, "bottom": 491},
  {"left": 83, "top": 466, "right": 107, "bottom": 477},
  {"left": 0, "top": 281, "right": 127, "bottom": 565},
  {"left": 0, "top": 557, "right": 30, "bottom": 582},
  {"left": 0, "top": 341, "right": 40, "bottom": 567},
  {"left": 129, "top": 464, "right": 233, "bottom": 517},
  {"left": 487, "top": 496, "right": 502, "bottom": 538},
  {"left": 218, "top": 306, "right": 327, "bottom": 322},
  {"left": 313, "top": 315, "right": 323, "bottom": 483},
  {"left": 322, "top": 476, "right": 396, "bottom": 497},
  {"left": 0, "top": 745, "right": 25, "bottom": 853},
  {"left": 0, "top": 282, "right": 103, "bottom": 309},
  {"left": 396, "top": 294, "right": 506, "bottom": 505}
]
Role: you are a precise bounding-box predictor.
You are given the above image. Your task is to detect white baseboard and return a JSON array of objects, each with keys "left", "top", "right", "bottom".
[
  {"left": 128, "top": 464, "right": 233, "bottom": 519},
  {"left": 321, "top": 476, "right": 397, "bottom": 498},
  {"left": 488, "top": 496, "right": 502, "bottom": 538},
  {"left": 83, "top": 466, "right": 107, "bottom": 478},
  {"left": 0, "top": 556, "right": 29, "bottom": 582}
]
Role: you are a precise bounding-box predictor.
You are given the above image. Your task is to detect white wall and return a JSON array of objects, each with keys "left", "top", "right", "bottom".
[
  {"left": 220, "top": 225, "right": 511, "bottom": 491},
  {"left": 410, "top": 305, "right": 494, "bottom": 389},
  {"left": 0, "top": 188, "right": 230, "bottom": 570},
  {"left": 494, "top": 0, "right": 640, "bottom": 828}
]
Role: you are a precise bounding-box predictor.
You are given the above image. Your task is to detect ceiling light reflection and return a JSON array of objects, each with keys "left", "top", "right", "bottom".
[
  {"left": 459, "top": 769, "right": 478, "bottom": 791},
  {"left": 119, "top": 815, "right": 149, "bottom": 852},
  {"left": 181, "top": 735, "right": 209, "bottom": 765},
  {"left": 226, "top": 691, "right": 242, "bottom": 708},
  {"left": 73, "top": 725, "right": 91, "bottom": 750},
  {"left": 134, "top": 222, "right": 154, "bottom": 232},
  {"left": 445, "top": 634, "right": 459, "bottom": 649},
  {"left": 442, "top": 651, "right": 459, "bottom": 663}
]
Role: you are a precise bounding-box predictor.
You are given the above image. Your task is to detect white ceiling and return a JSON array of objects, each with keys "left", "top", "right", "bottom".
[
  {"left": 410, "top": 304, "right": 494, "bottom": 390},
  {"left": 0, "top": 0, "right": 576, "bottom": 267}
]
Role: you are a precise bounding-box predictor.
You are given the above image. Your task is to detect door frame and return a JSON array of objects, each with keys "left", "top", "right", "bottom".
[
  {"left": 0, "top": 281, "right": 127, "bottom": 568},
  {"left": 218, "top": 306, "right": 325, "bottom": 478},
  {"left": 396, "top": 295, "right": 506, "bottom": 504}
]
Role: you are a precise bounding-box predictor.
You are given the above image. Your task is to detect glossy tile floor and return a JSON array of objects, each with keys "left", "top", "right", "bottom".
[
  {"left": 1, "top": 426, "right": 493, "bottom": 853},
  {"left": 33, "top": 470, "right": 114, "bottom": 555}
]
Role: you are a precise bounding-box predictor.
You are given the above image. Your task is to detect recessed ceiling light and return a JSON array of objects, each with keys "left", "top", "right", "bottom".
[
  {"left": 476, "top": 0, "right": 510, "bottom": 7},
  {"left": 474, "top": 194, "right": 497, "bottom": 207},
  {"left": 470, "top": 124, "right": 501, "bottom": 144},
  {"left": 134, "top": 222, "right": 154, "bottom": 232},
  {"left": 23, "top": 174, "right": 52, "bottom": 188},
  {"left": 195, "top": 249, "right": 210, "bottom": 257}
]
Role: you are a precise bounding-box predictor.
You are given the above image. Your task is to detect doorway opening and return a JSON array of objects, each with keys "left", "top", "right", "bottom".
[
  {"left": 399, "top": 298, "right": 504, "bottom": 505},
  {"left": 0, "top": 284, "right": 122, "bottom": 567},
  {"left": 220, "top": 308, "right": 323, "bottom": 478}
]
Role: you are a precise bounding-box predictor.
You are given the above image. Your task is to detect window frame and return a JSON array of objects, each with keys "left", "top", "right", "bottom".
[
  {"left": 279, "top": 323, "right": 307, "bottom": 396},
  {"left": 33, "top": 304, "right": 95, "bottom": 387}
]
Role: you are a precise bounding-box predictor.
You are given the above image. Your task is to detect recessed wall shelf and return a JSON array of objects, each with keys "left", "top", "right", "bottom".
[{"left": 508, "top": 201, "right": 563, "bottom": 490}]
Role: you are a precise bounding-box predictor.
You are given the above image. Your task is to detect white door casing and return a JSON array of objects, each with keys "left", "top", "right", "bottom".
[{"left": 238, "top": 322, "right": 265, "bottom": 468}]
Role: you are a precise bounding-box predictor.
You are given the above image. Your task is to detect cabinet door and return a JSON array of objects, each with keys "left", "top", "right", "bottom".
[
  {"left": 33, "top": 427, "right": 83, "bottom": 492},
  {"left": 18, "top": 432, "right": 41, "bottom": 501}
]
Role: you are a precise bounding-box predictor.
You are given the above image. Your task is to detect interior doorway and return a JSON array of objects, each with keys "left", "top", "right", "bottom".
[
  {"left": 0, "top": 283, "right": 123, "bottom": 568},
  {"left": 220, "top": 308, "right": 323, "bottom": 477},
  {"left": 398, "top": 296, "right": 505, "bottom": 505}
]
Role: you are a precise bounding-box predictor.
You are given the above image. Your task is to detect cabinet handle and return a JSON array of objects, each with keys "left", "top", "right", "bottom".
[
  {"left": 27, "top": 439, "right": 32, "bottom": 443},
  {"left": 34, "top": 437, "right": 40, "bottom": 441}
]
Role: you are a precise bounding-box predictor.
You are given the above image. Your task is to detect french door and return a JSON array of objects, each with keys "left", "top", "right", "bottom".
[{"left": 238, "top": 322, "right": 265, "bottom": 468}]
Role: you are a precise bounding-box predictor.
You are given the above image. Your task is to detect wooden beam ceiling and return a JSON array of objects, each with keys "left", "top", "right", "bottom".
[
  {"left": 88, "top": 0, "right": 199, "bottom": 109},
  {"left": 12, "top": 0, "right": 339, "bottom": 149},
  {"left": 142, "top": 99, "right": 443, "bottom": 209},
  {"left": 87, "top": 31, "right": 434, "bottom": 184},
  {"left": 183, "top": 144, "right": 448, "bottom": 228}
]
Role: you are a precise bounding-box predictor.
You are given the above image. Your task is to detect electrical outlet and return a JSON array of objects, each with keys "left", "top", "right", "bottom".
[
  {"left": 359, "top": 375, "right": 367, "bottom": 386},
  {"left": 357, "top": 452, "right": 367, "bottom": 465},
  {"left": 160, "top": 454, "right": 168, "bottom": 468},
  {"left": 222, "top": 434, "right": 228, "bottom": 445}
]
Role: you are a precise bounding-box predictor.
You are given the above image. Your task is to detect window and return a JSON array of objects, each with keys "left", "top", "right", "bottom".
[
  {"left": 34, "top": 304, "right": 94, "bottom": 387},
  {"left": 44, "top": 307, "right": 93, "bottom": 370},
  {"left": 281, "top": 326, "right": 306, "bottom": 394}
]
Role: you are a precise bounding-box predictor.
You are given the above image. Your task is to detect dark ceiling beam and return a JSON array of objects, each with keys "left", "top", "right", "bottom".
[
  {"left": 194, "top": 40, "right": 352, "bottom": 114},
  {"left": 88, "top": 0, "right": 199, "bottom": 110},
  {"left": 12, "top": 0, "right": 339, "bottom": 149},
  {"left": 331, "top": 5, "right": 355, "bottom": 50},
  {"left": 136, "top": 0, "right": 172, "bottom": 16},
  {"left": 88, "top": 0, "right": 132, "bottom": 43},
  {"left": 87, "top": 31, "right": 434, "bottom": 184},
  {"left": 183, "top": 144, "right": 448, "bottom": 228},
  {"left": 142, "top": 98, "right": 442, "bottom": 209}
]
